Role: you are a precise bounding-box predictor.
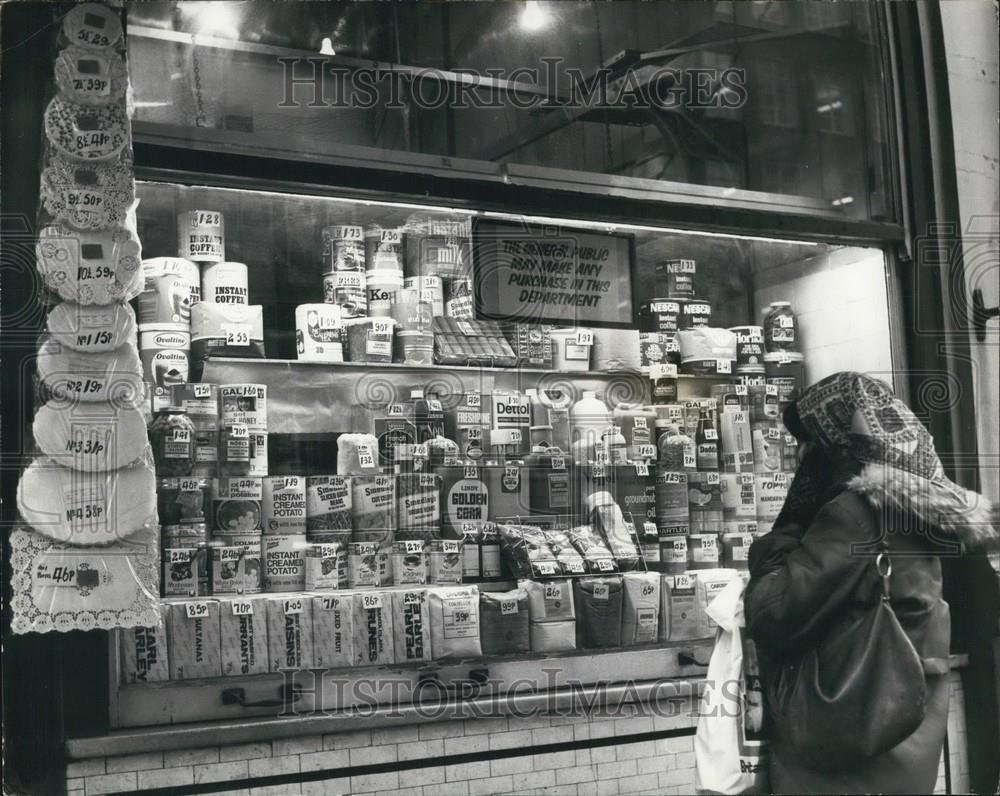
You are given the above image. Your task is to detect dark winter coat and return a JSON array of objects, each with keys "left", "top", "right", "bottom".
[{"left": 745, "top": 462, "right": 996, "bottom": 795}]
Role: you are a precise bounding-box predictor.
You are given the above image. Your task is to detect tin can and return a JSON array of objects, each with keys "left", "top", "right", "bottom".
[
  {"left": 403, "top": 275, "right": 444, "bottom": 317},
  {"left": 656, "top": 259, "right": 696, "bottom": 298},
  {"left": 677, "top": 298, "right": 712, "bottom": 330},
  {"left": 202, "top": 261, "right": 248, "bottom": 305},
  {"left": 262, "top": 475, "right": 307, "bottom": 535},
  {"left": 139, "top": 326, "right": 189, "bottom": 389},
  {"left": 215, "top": 532, "right": 264, "bottom": 593},
  {"left": 365, "top": 225, "right": 404, "bottom": 272},
  {"left": 177, "top": 210, "right": 225, "bottom": 263},
  {"left": 138, "top": 258, "right": 200, "bottom": 325},
  {"left": 639, "top": 299, "right": 681, "bottom": 334},
  {"left": 306, "top": 475, "right": 352, "bottom": 533},
  {"left": 211, "top": 477, "right": 263, "bottom": 533},
  {"left": 322, "top": 270, "right": 367, "bottom": 318},
  {"left": 295, "top": 303, "right": 343, "bottom": 362},
  {"left": 321, "top": 225, "right": 366, "bottom": 271},
  {"left": 445, "top": 278, "right": 474, "bottom": 319},
  {"left": 263, "top": 534, "right": 307, "bottom": 592},
  {"left": 730, "top": 325, "right": 766, "bottom": 373}
]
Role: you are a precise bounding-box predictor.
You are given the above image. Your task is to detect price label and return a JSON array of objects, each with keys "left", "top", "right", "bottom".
[
  {"left": 427, "top": 398, "right": 443, "bottom": 412},
  {"left": 466, "top": 394, "right": 481, "bottom": 408},
  {"left": 650, "top": 364, "right": 678, "bottom": 380},
  {"left": 224, "top": 324, "right": 251, "bottom": 347},
  {"left": 701, "top": 536, "right": 718, "bottom": 551},
  {"left": 774, "top": 473, "right": 788, "bottom": 485},
  {"left": 404, "top": 540, "right": 424, "bottom": 554},
  {"left": 635, "top": 462, "right": 650, "bottom": 476},
  {"left": 354, "top": 542, "right": 376, "bottom": 555},
  {"left": 739, "top": 474, "right": 754, "bottom": 485},
  {"left": 185, "top": 601, "right": 210, "bottom": 619},
  {"left": 464, "top": 465, "right": 478, "bottom": 479},
  {"left": 717, "top": 359, "right": 732, "bottom": 374},
  {"left": 357, "top": 444, "right": 377, "bottom": 470},
  {"left": 372, "top": 318, "right": 392, "bottom": 335},
  {"left": 593, "top": 583, "right": 610, "bottom": 601},
  {"left": 551, "top": 455, "right": 566, "bottom": 470},
  {"left": 672, "top": 539, "right": 687, "bottom": 552},
  {"left": 778, "top": 316, "right": 794, "bottom": 328},
  {"left": 575, "top": 329, "right": 594, "bottom": 346},
  {"left": 595, "top": 450, "right": 609, "bottom": 464},
  {"left": 321, "top": 596, "right": 343, "bottom": 611},
  {"left": 597, "top": 558, "right": 615, "bottom": 572},
  {"left": 544, "top": 583, "right": 563, "bottom": 600},
  {"left": 683, "top": 453, "right": 697, "bottom": 469},
  {"left": 766, "top": 385, "right": 779, "bottom": 396},
  {"left": 193, "top": 384, "right": 211, "bottom": 398},
  {"left": 736, "top": 384, "right": 748, "bottom": 396},
  {"left": 779, "top": 353, "right": 793, "bottom": 365},
  {"left": 785, "top": 435, "right": 797, "bottom": 446},
  {"left": 674, "top": 573, "right": 694, "bottom": 590},
  {"left": 504, "top": 465, "right": 519, "bottom": 480},
  {"left": 643, "top": 521, "right": 658, "bottom": 537},
  {"left": 231, "top": 600, "right": 254, "bottom": 616},
  {"left": 169, "top": 548, "right": 195, "bottom": 563},
  {"left": 707, "top": 472, "right": 721, "bottom": 485},
  {"left": 387, "top": 403, "right": 406, "bottom": 417},
  {"left": 412, "top": 444, "right": 429, "bottom": 459},
  {"left": 283, "top": 598, "right": 304, "bottom": 614},
  {"left": 636, "top": 444, "right": 656, "bottom": 460},
  {"left": 441, "top": 540, "right": 461, "bottom": 554},
  {"left": 591, "top": 463, "right": 606, "bottom": 479},
  {"left": 228, "top": 424, "right": 249, "bottom": 439},
  {"left": 509, "top": 429, "right": 523, "bottom": 444},
  {"left": 380, "top": 229, "right": 401, "bottom": 244},
  {"left": 404, "top": 591, "right": 421, "bottom": 605},
  {"left": 362, "top": 593, "right": 383, "bottom": 610},
  {"left": 173, "top": 428, "right": 191, "bottom": 443},
  {"left": 660, "top": 471, "right": 684, "bottom": 485},
  {"left": 704, "top": 429, "right": 718, "bottom": 441},
  {"left": 535, "top": 561, "right": 557, "bottom": 576},
  {"left": 500, "top": 599, "right": 518, "bottom": 615}
]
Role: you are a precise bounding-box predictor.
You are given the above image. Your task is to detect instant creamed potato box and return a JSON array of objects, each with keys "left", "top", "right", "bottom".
[
  {"left": 219, "top": 596, "right": 269, "bottom": 676},
  {"left": 311, "top": 593, "right": 356, "bottom": 669},
  {"left": 120, "top": 604, "right": 169, "bottom": 683},
  {"left": 266, "top": 595, "right": 315, "bottom": 671},
  {"left": 167, "top": 599, "right": 223, "bottom": 680}
]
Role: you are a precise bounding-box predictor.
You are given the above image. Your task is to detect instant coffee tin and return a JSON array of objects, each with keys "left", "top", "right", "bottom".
[
  {"left": 656, "top": 259, "right": 696, "bottom": 298},
  {"left": 638, "top": 299, "right": 681, "bottom": 334},
  {"left": 202, "top": 261, "right": 248, "bottom": 305},
  {"left": 321, "top": 225, "right": 365, "bottom": 271},
  {"left": 177, "top": 210, "right": 225, "bottom": 263},
  {"left": 322, "top": 270, "right": 367, "bottom": 318},
  {"left": 677, "top": 298, "right": 712, "bottom": 330}
]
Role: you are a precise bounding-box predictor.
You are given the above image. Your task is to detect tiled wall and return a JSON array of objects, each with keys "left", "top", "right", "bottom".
[
  {"left": 65, "top": 700, "right": 700, "bottom": 796},
  {"left": 67, "top": 671, "right": 970, "bottom": 796}
]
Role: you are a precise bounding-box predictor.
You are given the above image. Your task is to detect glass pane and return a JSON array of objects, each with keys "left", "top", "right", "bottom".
[{"left": 127, "top": 1, "right": 894, "bottom": 221}]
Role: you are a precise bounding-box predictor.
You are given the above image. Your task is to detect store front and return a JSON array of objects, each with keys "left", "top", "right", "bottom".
[{"left": 1, "top": 3, "right": 996, "bottom": 795}]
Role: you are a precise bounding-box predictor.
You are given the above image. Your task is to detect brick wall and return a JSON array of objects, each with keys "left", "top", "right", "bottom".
[{"left": 65, "top": 700, "right": 700, "bottom": 796}]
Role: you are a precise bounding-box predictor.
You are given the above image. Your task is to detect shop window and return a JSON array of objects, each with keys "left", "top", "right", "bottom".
[
  {"left": 813, "top": 69, "right": 855, "bottom": 136},
  {"left": 753, "top": 59, "right": 799, "bottom": 129}
]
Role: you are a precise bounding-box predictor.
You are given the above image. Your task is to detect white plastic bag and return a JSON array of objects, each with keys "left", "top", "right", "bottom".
[{"left": 695, "top": 577, "right": 767, "bottom": 794}]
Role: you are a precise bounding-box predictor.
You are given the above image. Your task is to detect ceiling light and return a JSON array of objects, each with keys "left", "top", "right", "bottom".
[
  {"left": 520, "top": 1, "right": 550, "bottom": 32},
  {"left": 180, "top": 2, "right": 241, "bottom": 40},
  {"left": 319, "top": 37, "right": 336, "bottom": 56}
]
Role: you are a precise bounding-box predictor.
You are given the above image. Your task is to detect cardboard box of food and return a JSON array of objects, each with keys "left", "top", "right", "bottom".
[
  {"left": 119, "top": 604, "right": 169, "bottom": 683},
  {"left": 266, "top": 595, "right": 315, "bottom": 671},
  {"left": 351, "top": 590, "right": 396, "bottom": 667},
  {"left": 219, "top": 596, "right": 269, "bottom": 676},
  {"left": 167, "top": 599, "right": 223, "bottom": 680},
  {"left": 392, "top": 588, "right": 433, "bottom": 663},
  {"left": 311, "top": 593, "right": 356, "bottom": 670}
]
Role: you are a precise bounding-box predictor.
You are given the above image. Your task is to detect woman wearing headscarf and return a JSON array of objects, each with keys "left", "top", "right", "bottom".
[{"left": 745, "top": 372, "right": 997, "bottom": 795}]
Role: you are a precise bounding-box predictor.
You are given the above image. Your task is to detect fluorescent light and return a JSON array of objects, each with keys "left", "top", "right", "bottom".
[
  {"left": 831, "top": 196, "right": 855, "bottom": 207},
  {"left": 180, "top": 1, "right": 240, "bottom": 40},
  {"left": 520, "top": 1, "right": 550, "bottom": 31},
  {"left": 319, "top": 37, "right": 336, "bottom": 56}
]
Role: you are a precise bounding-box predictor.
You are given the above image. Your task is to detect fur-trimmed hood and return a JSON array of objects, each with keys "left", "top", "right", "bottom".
[{"left": 847, "top": 462, "right": 999, "bottom": 550}]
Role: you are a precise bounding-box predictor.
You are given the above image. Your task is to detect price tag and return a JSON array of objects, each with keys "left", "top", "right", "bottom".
[
  {"left": 785, "top": 435, "right": 797, "bottom": 447},
  {"left": 674, "top": 573, "right": 694, "bottom": 590},
  {"left": 228, "top": 424, "right": 249, "bottom": 439},
  {"left": 427, "top": 398, "right": 443, "bottom": 412},
  {"left": 660, "top": 471, "right": 683, "bottom": 485},
  {"left": 704, "top": 429, "right": 718, "bottom": 441},
  {"left": 774, "top": 473, "right": 788, "bottom": 485},
  {"left": 224, "top": 324, "right": 251, "bottom": 347},
  {"left": 441, "top": 540, "right": 461, "bottom": 554},
  {"left": 643, "top": 521, "right": 658, "bottom": 537},
  {"left": 595, "top": 450, "right": 609, "bottom": 465},
  {"left": 779, "top": 352, "right": 793, "bottom": 365},
  {"left": 387, "top": 403, "right": 406, "bottom": 417},
  {"left": 683, "top": 453, "right": 697, "bottom": 469},
  {"left": 169, "top": 548, "right": 195, "bottom": 563},
  {"left": 707, "top": 472, "right": 721, "bottom": 485},
  {"left": 636, "top": 444, "right": 656, "bottom": 460},
  {"left": 178, "top": 478, "right": 201, "bottom": 492},
  {"left": 591, "top": 463, "right": 606, "bottom": 479},
  {"left": 362, "top": 593, "right": 383, "bottom": 610},
  {"left": 195, "top": 211, "right": 221, "bottom": 226},
  {"left": 412, "top": 444, "right": 429, "bottom": 459},
  {"left": 500, "top": 599, "right": 518, "bottom": 615},
  {"left": 650, "top": 363, "right": 678, "bottom": 380},
  {"left": 185, "top": 601, "right": 210, "bottom": 619},
  {"left": 404, "top": 540, "right": 424, "bottom": 554},
  {"left": 354, "top": 542, "right": 376, "bottom": 556},
  {"left": 371, "top": 318, "right": 392, "bottom": 335},
  {"left": 173, "top": 428, "right": 191, "bottom": 443},
  {"left": 404, "top": 591, "right": 421, "bottom": 605},
  {"left": 593, "top": 583, "right": 610, "bottom": 601},
  {"left": 575, "top": 329, "right": 594, "bottom": 346},
  {"left": 231, "top": 600, "right": 254, "bottom": 616},
  {"left": 596, "top": 558, "right": 614, "bottom": 572},
  {"left": 672, "top": 539, "right": 687, "bottom": 552},
  {"left": 735, "top": 384, "right": 748, "bottom": 396},
  {"left": 509, "top": 429, "right": 523, "bottom": 444},
  {"left": 535, "top": 561, "right": 557, "bottom": 576},
  {"left": 779, "top": 316, "right": 794, "bottom": 328},
  {"left": 701, "top": 536, "right": 718, "bottom": 551},
  {"left": 321, "top": 596, "right": 343, "bottom": 611},
  {"left": 717, "top": 359, "right": 732, "bottom": 374},
  {"left": 193, "top": 384, "right": 211, "bottom": 398},
  {"left": 551, "top": 455, "right": 566, "bottom": 470},
  {"left": 739, "top": 473, "right": 754, "bottom": 485},
  {"left": 380, "top": 229, "right": 401, "bottom": 244},
  {"left": 767, "top": 427, "right": 781, "bottom": 440},
  {"left": 419, "top": 473, "right": 436, "bottom": 488},
  {"left": 635, "top": 462, "right": 649, "bottom": 476},
  {"left": 357, "top": 444, "right": 377, "bottom": 470},
  {"left": 634, "top": 416, "right": 648, "bottom": 429},
  {"left": 464, "top": 465, "right": 478, "bottom": 479},
  {"left": 766, "top": 385, "right": 779, "bottom": 396},
  {"left": 544, "top": 583, "right": 563, "bottom": 600},
  {"left": 466, "top": 394, "right": 481, "bottom": 408},
  {"left": 283, "top": 598, "right": 304, "bottom": 615}
]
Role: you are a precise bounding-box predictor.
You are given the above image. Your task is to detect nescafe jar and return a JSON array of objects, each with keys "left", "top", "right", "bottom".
[
  {"left": 763, "top": 301, "right": 799, "bottom": 352},
  {"left": 677, "top": 298, "right": 712, "bottom": 329},
  {"left": 638, "top": 299, "right": 680, "bottom": 334}
]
